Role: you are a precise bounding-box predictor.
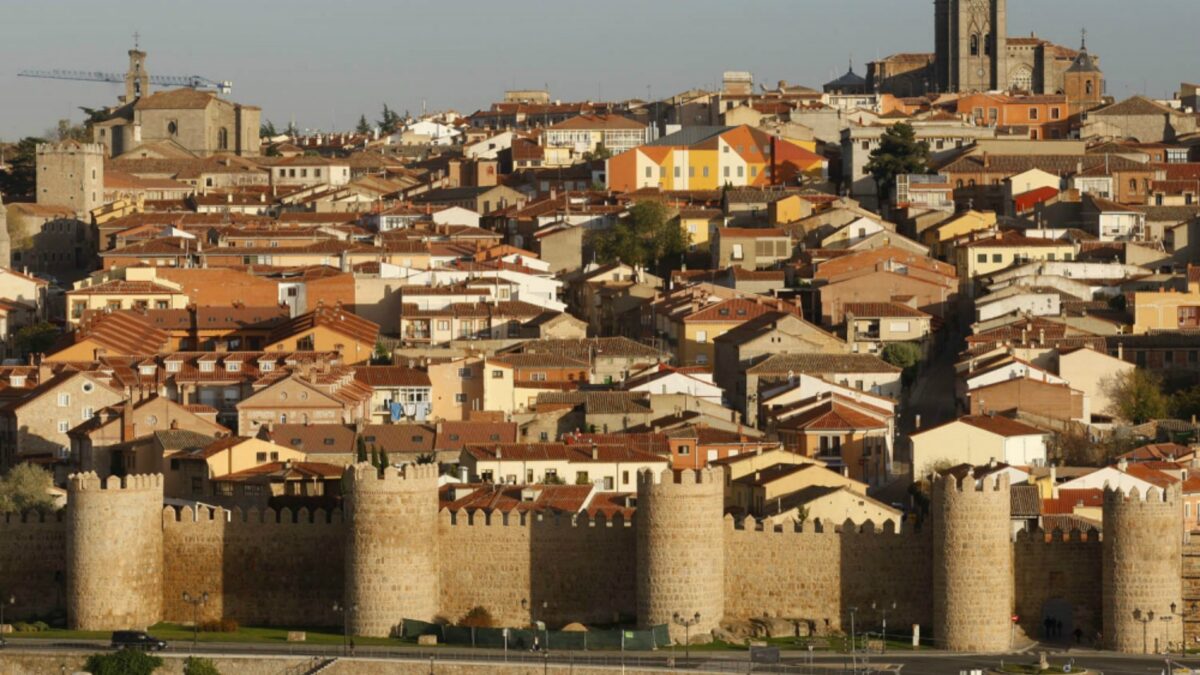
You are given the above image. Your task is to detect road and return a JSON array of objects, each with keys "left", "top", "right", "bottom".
[{"left": 6, "top": 638, "right": 1200, "bottom": 674}]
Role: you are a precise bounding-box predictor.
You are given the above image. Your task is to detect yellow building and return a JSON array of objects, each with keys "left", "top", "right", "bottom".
[
  {"left": 67, "top": 267, "right": 190, "bottom": 324},
  {"left": 1131, "top": 278, "right": 1200, "bottom": 333},
  {"left": 262, "top": 305, "right": 380, "bottom": 365},
  {"left": 955, "top": 231, "right": 1077, "bottom": 285},
  {"left": 678, "top": 208, "right": 724, "bottom": 249},
  {"left": 923, "top": 209, "right": 997, "bottom": 258},
  {"left": 163, "top": 436, "right": 305, "bottom": 500}
]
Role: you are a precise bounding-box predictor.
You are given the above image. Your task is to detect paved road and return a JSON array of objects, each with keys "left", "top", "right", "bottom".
[{"left": 6, "top": 638, "right": 1200, "bottom": 674}]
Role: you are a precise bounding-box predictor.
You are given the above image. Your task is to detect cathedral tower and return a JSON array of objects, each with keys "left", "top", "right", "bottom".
[
  {"left": 1063, "top": 30, "right": 1104, "bottom": 110},
  {"left": 936, "top": 0, "right": 1008, "bottom": 93}
]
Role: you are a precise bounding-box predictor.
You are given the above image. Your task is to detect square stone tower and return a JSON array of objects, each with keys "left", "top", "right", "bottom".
[
  {"left": 936, "top": 0, "right": 1008, "bottom": 93},
  {"left": 36, "top": 142, "right": 105, "bottom": 217}
]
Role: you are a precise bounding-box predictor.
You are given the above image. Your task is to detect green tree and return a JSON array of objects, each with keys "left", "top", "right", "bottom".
[
  {"left": 183, "top": 656, "right": 222, "bottom": 675},
  {"left": 285, "top": 121, "right": 299, "bottom": 138},
  {"left": 458, "top": 606, "right": 495, "bottom": 628},
  {"left": 864, "top": 122, "right": 930, "bottom": 200},
  {"left": 13, "top": 322, "right": 59, "bottom": 356},
  {"left": 260, "top": 120, "right": 278, "bottom": 138},
  {"left": 416, "top": 453, "right": 437, "bottom": 465},
  {"left": 356, "top": 435, "right": 368, "bottom": 464},
  {"left": 1171, "top": 384, "right": 1200, "bottom": 422},
  {"left": 592, "top": 200, "right": 687, "bottom": 272},
  {"left": 355, "top": 114, "right": 372, "bottom": 135},
  {"left": 84, "top": 650, "right": 163, "bottom": 675},
  {"left": 370, "top": 446, "right": 380, "bottom": 469},
  {"left": 379, "top": 449, "right": 390, "bottom": 469},
  {"left": 881, "top": 342, "right": 922, "bottom": 387},
  {"left": 583, "top": 142, "right": 612, "bottom": 162},
  {"left": 1104, "top": 369, "right": 1169, "bottom": 424},
  {"left": 0, "top": 463, "right": 58, "bottom": 515},
  {"left": 372, "top": 340, "right": 392, "bottom": 365},
  {"left": 378, "top": 104, "right": 401, "bottom": 134},
  {"left": 0, "top": 137, "right": 45, "bottom": 202}
]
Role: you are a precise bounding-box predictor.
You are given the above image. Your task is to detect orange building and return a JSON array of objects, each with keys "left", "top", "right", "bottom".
[{"left": 955, "top": 93, "right": 1072, "bottom": 139}]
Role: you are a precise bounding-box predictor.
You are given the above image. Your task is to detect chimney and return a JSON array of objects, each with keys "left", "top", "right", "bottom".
[
  {"left": 591, "top": 445, "right": 598, "bottom": 460},
  {"left": 121, "top": 400, "right": 135, "bottom": 443}
]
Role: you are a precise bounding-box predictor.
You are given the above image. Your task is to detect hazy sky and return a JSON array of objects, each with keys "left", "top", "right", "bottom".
[{"left": 1, "top": 0, "right": 1197, "bottom": 139}]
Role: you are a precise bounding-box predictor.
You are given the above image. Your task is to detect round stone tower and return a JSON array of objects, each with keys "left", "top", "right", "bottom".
[
  {"left": 932, "top": 471, "right": 1013, "bottom": 652},
  {"left": 66, "top": 473, "right": 164, "bottom": 630},
  {"left": 636, "top": 467, "right": 725, "bottom": 643},
  {"left": 343, "top": 462, "right": 440, "bottom": 637},
  {"left": 1103, "top": 484, "right": 1183, "bottom": 653}
]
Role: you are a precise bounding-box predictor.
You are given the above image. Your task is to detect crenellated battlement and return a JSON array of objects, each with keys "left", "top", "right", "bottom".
[
  {"left": 726, "top": 514, "right": 922, "bottom": 537},
  {"left": 1103, "top": 482, "right": 1180, "bottom": 506},
  {"left": 636, "top": 466, "right": 724, "bottom": 490},
  {"left": 162, "top": 505, "right": 344, "bottom": 525},
  {"left": 343, "top": 462, "right": 439, "bottom": 491},
  {"left": 0, "top": 510, "right": 65, "bottom": 525},
  {"left": 440, "top": 508, "right": 633, "bottom": 529},
  {"left": 68, "top": 472, "right": 163, "bottom": 493},
  {"left": 932, "top": 469, "right": 1011, "bottom": 496},
  {"left": 1014, "top": 526, "right": 1101, "bottom": 544},
  {"left": 36, "top": 141, "right": 106, "bottom": 155}
]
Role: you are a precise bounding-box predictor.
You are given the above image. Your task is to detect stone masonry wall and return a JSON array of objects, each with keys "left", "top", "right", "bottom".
[
  {"left": 437, "top": 509, "right": 637, "bottom": 629},
  {"left": 66, "top": 473, "right": 163, "bottom": 631},
  {"left": 724, "top": 519, "right": 933, "bottom": 635},
  {"left": 1013, "top": 528, "right": 1103, "bottom": 643},
  {"left": 161, "top": 505, "right": 345, "bottom": 627},
  {"left": 1103, "top": 485, "right": 1183, "bottom": 653},
  {"left": 0, "top": 512, "right": 66, "bottom": 621}
]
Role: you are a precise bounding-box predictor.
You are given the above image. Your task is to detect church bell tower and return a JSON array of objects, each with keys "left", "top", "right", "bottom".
[{"left": 936, "top": 0, "right": 1007, "bottom": 93}]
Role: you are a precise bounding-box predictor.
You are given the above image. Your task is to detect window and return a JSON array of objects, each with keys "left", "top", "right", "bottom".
[
  {"left": 226, "top": 361, "right": 241, "bottom": 372},
  {"left": 260, "top": 361, "right": 274, "bottom": 372},
  {"left": 218, "top": 127, "right": 229, "bottom": 150},
  {"left": 82, "top": 406, "right": 94, "bottom": 420},
  {"left": 458, "top": 367, "right": 473, "bottom": 379},
  {"left": 1029, "top": 108, "right": 1039, "bottom": 121},
  {"left": 673, "top": 166, "right": 680, "bottom": 178},
  {"left": 731, "top": 244, "right": 744, "bottom": 261},
  {"left": 723, "top": 167, "right": 730, "bottom": 178},
  {"left": 492, "top": 369, "right": 504, "bottom": 379},
  {"left": 539, "top": 432, "right": 549, "bottom": 442},
  {"left": 575, "top": 471, "right": 589, "bottom": 485},
  {"left": 57, "top": 393, "right": 70, "bottom": 407},
  {"left": 166, "top": 361, "right": 181, "bottom": 373},
  {"left": 737, "top": 166, "right": 744, "bottom": 178},
  {"left": 454, "top": 393, "right": 467, "bottom": 404},
  {"left": 199, "top": 361, "right": 214, "bottom": 373},
  {"left": 170, "top": 459, "right": 180, "bottom": 471},
  {"left": 530, "top": 372, "right": 547, "bottom": 382},
  {"left": 678, "top": 444, "right": 691, "bottom": 456},
  {"left": 702, "top": 166, "right": 710, "bottom": 178},
  {"left": 970, "top": 34, "right": 979, "bottom": 56},
  {"left": 991, "top": 253, "right": 1002, "bottom": 263},
  {"left": 1086, "top": 80, "right": 1094, "bottom": 96},
  {"left": 58, "top": 420, "right": 69, "bottom": 433},
  {"left": 1051, "top": 108, "right": 1061, "bottom": 120},
  {"left": 256, "top": 452, "right": 267, "bottom": 463},
  {"left": 437, "top": 320, "right": 450, "bottom": 331},
  {"left": 167, "top": 120, "right": 178, "bottom": 136},
  {"left": 645, "top": 167, "right": 653, "bottom": 178},
  {"left": 696, "top": 330, "right": 709, "bottom": 343},
  {"left": 976, "top": 253, "right": 987, "bottom": 263},
  {"left": 688, "top": 166, "right": 695, "bottom": 178}
]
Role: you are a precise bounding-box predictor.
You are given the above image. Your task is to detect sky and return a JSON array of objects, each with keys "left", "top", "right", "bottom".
[{"left": 1, "top": 0, "right": 1197, "bottom": 140}]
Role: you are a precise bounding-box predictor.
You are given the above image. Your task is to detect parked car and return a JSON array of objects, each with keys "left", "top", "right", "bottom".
[{"left": 111, "top": 630, "right": 167, "bottom": 651}]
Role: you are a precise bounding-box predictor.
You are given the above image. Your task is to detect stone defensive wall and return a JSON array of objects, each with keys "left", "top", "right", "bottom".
[
  {"left": 0, "top": 465, "right": 1185, "bottom": 654},
  {"left": 161, "top": 504, "right": 345, "bottom": 628}
]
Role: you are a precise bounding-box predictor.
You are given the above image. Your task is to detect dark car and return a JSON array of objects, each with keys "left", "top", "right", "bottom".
[{"left": 111, "top": 630, "right": 167, "bottom": 651}]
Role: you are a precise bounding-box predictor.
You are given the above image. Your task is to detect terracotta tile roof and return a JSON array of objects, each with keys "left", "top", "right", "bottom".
[
  {"left": 464, "top": 442, "right": 665, "bottom": 464},
  {"left": 134, "top": 88, "right": 219, "bottom": 110},
  {"left": 844, "top": 302, "right": 930, "bottom": 318},
  {"left": 776, "top": 400, "right": 888, "bottom": 431},
  {"left": 214, "top": 460, "right": 345, "bottom": 481},
  {"left": 268, "top": 305, "right": 379, "bottom": 347},
  {"left": 547, "top": 113, "right": 645, "bottom": 131},
  {"left": 1010, "top": 484, "right": 1042, "bottom": 518},
  {"left": 535, "top": 391, "right": 652, "bottom": 415},
  {"left": 510, "top": 337, "right": 662, "bottom": 361},
  {"left": 440, "top": 483, "right": 596, "bottom": 515},
  {"left": 434, "top": 422, "right": 518, "bottom": 451},
  {"left": 352, "top": 366, "right": 431, "bottom": 388},
  {"left": 69, "top": 280, "right": 182, "bottom": 295},
  {"left": 1118, "top": 442, "right": 1193, "bottom": 462},
  {"left": 747, "top": 353, "right": 900, "bottom": 375},
  {"left": 954, "top": 414, "right": 1046, "bottom": 437},
  {"left": 1043, "top": 488, "right": 1104, "bottom": 515},
  {"left": 66, "top": 311, "right": 170, "bottom": 356}
]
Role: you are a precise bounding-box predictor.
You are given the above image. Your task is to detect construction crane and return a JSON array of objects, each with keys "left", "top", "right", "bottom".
[{"left": 18, "top": 69, "right": 232, "bottom": 95}]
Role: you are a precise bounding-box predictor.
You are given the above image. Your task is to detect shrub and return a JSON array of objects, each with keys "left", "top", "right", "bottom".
[
  {"left": 84, "top": 650, "right": 163, "bottom": 675},
  {"left": 12, "top": 621, "right": 37, "bottom": 632},
  {"left": 219, "top": 617, "right": 239, "bottom": 633},
  {"left": 198, "top": 617, "right": 239, "bottom": 632},
  {"left": 32, "top": 620, "right": 49, "bottom": 631},
  {"left": 458, "top": 606, "right": 495, "bottom": 628},
  {"left": 184, "top": 656, "right": 222, "bottom": 675}
]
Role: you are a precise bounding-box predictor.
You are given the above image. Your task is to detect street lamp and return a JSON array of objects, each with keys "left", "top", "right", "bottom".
[
  {"left": 672, "top": 612, "right": 701, "bottom": 665},
  {"left": 1170, "top": 602, "right": 1193, "bottom": 658},
  {"left": 1133, "top": 608, "right": 1155, "bottom": 654},
  {"left": 872, "top": 600, "right": 896, "bottom": 653},
  {"left": 0, "top": 593, "right": 13, "bottom": 635},
  {"left": 181, "top": 591, "right": 208, "bottom": 652},
  {"left": 333, "top": 601, "right": 357, "bottom": 656},
  {"left": 522, "top": 598, "right": 551, "bottom": 653},
  {"left": 848, "top": 606, "right": 859, "bottom": 670}
]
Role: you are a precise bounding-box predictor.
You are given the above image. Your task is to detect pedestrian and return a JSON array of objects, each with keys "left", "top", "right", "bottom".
[
  {"left": 532, "top": 635, "right": 540, "bottom": 652},
  {"left": 349, "top": 638, "right": 355, "bottom": 655}
]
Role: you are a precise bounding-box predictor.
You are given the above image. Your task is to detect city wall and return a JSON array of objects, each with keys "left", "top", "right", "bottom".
[
  {"left": 0, "top": 468, "right": 1184, "bottom": 654},
  {"left": 161, "top": 505, "right": 345, "bottom": 627},
  {"left": 724, "top": 519, "right": 933, "bottom": 633}
]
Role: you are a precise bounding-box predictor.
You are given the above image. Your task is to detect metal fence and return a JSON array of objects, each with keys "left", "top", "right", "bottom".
[{"left": 403, "top": 618, "right": 669, "bottom": 652}]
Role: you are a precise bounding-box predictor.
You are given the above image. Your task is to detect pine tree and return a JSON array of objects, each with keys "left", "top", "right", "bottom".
[
  {"left": 379, "top": 449, "right": 390, "bottom": 470},
  {"left": 356, "top": 435, "right": 368, "bottom": 464},
  {"left": 370, "top": 446, "right": 380, "bottom": 469},
  {"left": 864, "top": 122, "right": 930, "bottom": 200},
  {"left": 355, "top": 114, "right": 372, "bottom": 135}
]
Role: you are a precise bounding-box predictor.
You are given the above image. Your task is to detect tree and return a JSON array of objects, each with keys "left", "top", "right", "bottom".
[
  {"left": 378, "top": 104, "right": 401, "bottom": 134},
  {"left": 864, "top": 123, "right": 930, "bottom": 200},
  {"left": 370, "top": 446, "right": 381, "bottom": 469},
  {"left": 1104, "top": 369, "right": 1169, "bottom": 424},
  {"left": 416, "top": 453, "right": 437, "bottom": 465},
  {"left": 881, "top": 342, "right": 922, "bottom": 387},
  {"left": 372, "top": 340, "right": 392, "bottom": 365},
  {"left": 284, "top": 121, "right": 299, "bottom": 138},
  {"left": 260, "top": 120, "right": 278, "bottom": 138},
  {"left": 592, "top": 200, "right": 687, "bottom": 273},
  {"left": 183, "top": 656, "right": 221, "bottom": 675},
  {"left": 356, "top": 435, "right": 368, "bottom": 464},
  {"left": 46, "top": 119, "right": 88, "bottom": 143},
  {"left": 583, "top": 142, "right": 612, "bottom": 162},
  {"left": 13, "top": 322, "right": 59, "bottom": 356},
  {"left": 0, "top": 137, "right": 45, "bottom": 202},
  {"left": 0, "top": 463, "right": 58, "bottom": 515},
  {"left": 458, "top": 606, "right": 495, "bottom": 628},
  {"left": 356, "top": 114, "right": 372, "bottom": 135},
  {"left": 84, "top": 650, "right": 163, "bottom": 675},
  {"left": 379, "top": 449, "right": 391, "bottom": 469}
]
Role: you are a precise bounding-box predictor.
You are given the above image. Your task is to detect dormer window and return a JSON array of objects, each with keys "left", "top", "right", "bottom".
[
  {"left": 260, "top": 361, "right": 275, "bottom": 372},
  {"left": 166, "top": 361, "right": 181, "bottom": 373},
  {"left": 199, "top": 362, "right": 214, "bottom": 373},
  {"left": 139, "top": 365, "right": 156, "bottom": 376},
  {"left": 9, "top": 375, "right": 25, "bottom": 387},
  {"left": 226, "top": 361, "right": 241, "bottom": 372}
]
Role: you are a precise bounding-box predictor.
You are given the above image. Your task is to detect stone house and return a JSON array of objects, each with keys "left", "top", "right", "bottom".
[
  {"left": 909, "top": 414, "right": 1048, "bottom": 480},
  {"left": 773, "top": 393, "right": 894, "bottom": 485},
  {"left": 727, "top": 462, "right": 865, "bottom": 517},
  {"left": 163, "top": 436, "right": 304, "bottom": 501},
  {"left": 427, "top": 357, "right": 486, "bottom": 421},
  {"left": 263, "top": 305, "right": 380, "bottom": 365},
  {"left": 758, "top": 484, "right": 902, "bottom": 528},
  {"left": 235, "top": 371, "right": 371, "bottom": 435},
  {"left": 1081, "top": 96, "right": 1199, "bottom": 144},
  {"left": 352, "top": 366, "right": 433, "bottom": 424},
  {"left": 711, "top": 227, "right": 792, "bottom": 270},
  {"left": 843, "top": 302, "right": 934, "bottom": 357},
  {"left": 967, "top": 377, "right": 1087, "bottom": 423},
  {"left": 817, "top": 265, "right": 957, "bottom": 326},
  {"left": 744, "top": 353, "right": 902, "bottom": 427},
  {"left": 0, "top": 371, "right": 126, "bottom": 469},
  {"left": 506, "top": 337, "right": 666, "bottom": 385},
  {"left": 69, "top": 395, "right": 228, "bottom": 474},
  {"left": 460, "top": 442, "right": 667, "bottom": 491},
  {"left": 92, "top": 88, "right": 261, "bottom": 158},
  {"left": 207, "top": 459, "right": 345, "bottom": 510}
]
